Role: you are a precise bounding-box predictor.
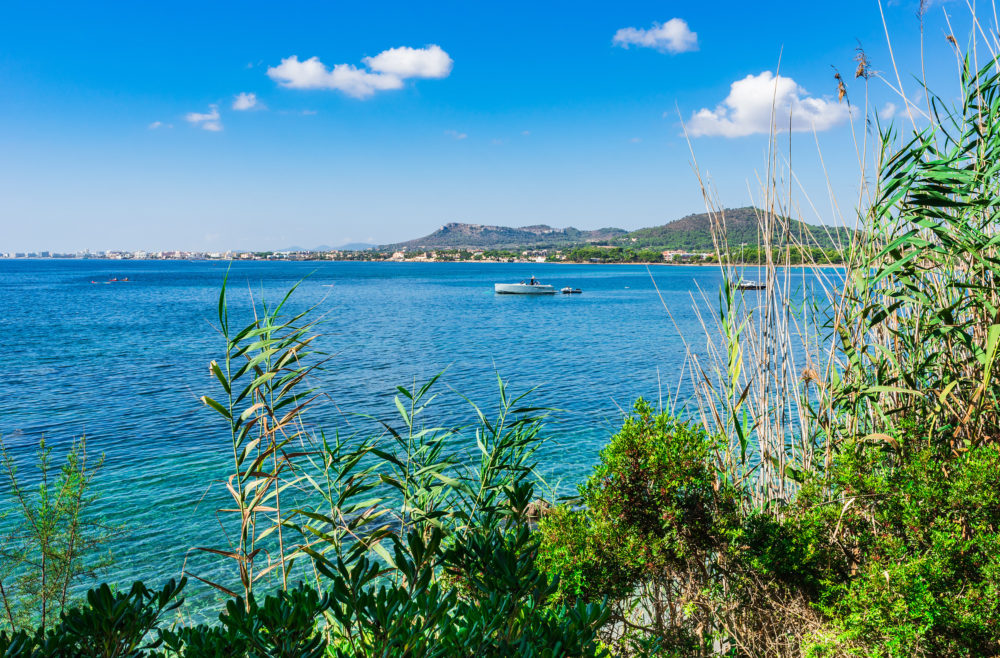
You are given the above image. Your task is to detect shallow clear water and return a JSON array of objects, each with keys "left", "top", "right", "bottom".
[{"left": 0, "top": 259, "right": 805, "bottom": 610}]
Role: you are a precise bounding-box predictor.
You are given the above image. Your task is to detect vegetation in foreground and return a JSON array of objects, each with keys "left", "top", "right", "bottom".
[{"left": 3, "top": 17, "right": 1000, "bottom": 658}]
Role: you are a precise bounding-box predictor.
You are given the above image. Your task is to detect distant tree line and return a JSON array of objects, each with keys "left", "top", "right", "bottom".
[
  {"left": 556, "top": 245, "right": 844, "bottom": 265},
  {"left": 558, "top": 246, "right": 666, "bottom": 263}
]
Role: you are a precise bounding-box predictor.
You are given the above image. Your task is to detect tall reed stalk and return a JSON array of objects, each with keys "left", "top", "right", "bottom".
[
  {"left": 194, "top": 275, "right": 323, "bottom": 603},
  {"left": 680, "top": 22, "right": 1000, "bottom": 506}
]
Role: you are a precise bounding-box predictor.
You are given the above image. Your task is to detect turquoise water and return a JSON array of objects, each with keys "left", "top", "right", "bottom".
[{"left": 0, "top": 259, "right": 768, "bottom": 606}]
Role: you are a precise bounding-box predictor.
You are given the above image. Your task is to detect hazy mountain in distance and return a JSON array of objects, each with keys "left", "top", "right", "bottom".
[
  {"left": 279, "top": 243, "right": 376, "bottom": 252},
  {"left": 382, "top": 222, "right": 627, "bottom": 250}
]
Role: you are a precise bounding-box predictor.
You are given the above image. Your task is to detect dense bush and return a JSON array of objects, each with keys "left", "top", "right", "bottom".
[
  {"left": 0, "top": 579, "right": 184, "bottom": 657},
  {"left": 814, "top": 432, "right": 1000, "bottom": 654},
  {"left": 537, "top": 401, "right": 838, "bottom": 656},
  {"left": 537, "top": 413, "right": 1000, "bottom": 655}
]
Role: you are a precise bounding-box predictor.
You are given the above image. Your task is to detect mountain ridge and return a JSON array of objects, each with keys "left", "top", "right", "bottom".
[
  {"left": 381, "top": 208, "right": 854, "bottom": 252},
  {"left": 382, "top": 222, "right": 627, "bottom": 250}
]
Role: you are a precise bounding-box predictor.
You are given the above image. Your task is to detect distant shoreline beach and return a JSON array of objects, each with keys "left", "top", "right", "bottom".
[{"left": 0, "top": 256, "right": 845, "bottom": 268}]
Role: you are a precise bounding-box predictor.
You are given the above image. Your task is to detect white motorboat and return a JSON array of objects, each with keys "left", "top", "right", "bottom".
[{"left": 494, "top": 277, "right": 556, "bottom": 294}]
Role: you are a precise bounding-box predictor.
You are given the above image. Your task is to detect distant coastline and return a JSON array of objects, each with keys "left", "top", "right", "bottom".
[
  {"left": 2, "top": 206, "right": 852, "bottom": 266},
  {"left": 0, "top": 255, "right": 844, "bottom": 268}
]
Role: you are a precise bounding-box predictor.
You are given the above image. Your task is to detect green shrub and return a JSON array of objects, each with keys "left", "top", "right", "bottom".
[
  {"left": 0, "top": 437, "right": 119, "bottom": 634},
  {"left": 538, "top": 400, "right": 743, "bottom": 654},
  {"left": 813, "top": 431, "right": 1000, "bottom": 655},
  {"left": 0, "top": 579, "right": 184, "bottom": 658},
  {"left": 158, "top": 583, "right": 330, "bottom": 657}
]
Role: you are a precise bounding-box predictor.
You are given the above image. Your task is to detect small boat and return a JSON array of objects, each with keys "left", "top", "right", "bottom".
[
  {"left": 494, "top": 277, "right": 556, "bottom": 295},
  {"left": 737, "top": 280, "right": 766, "bottom": 290},
  {"left": 560, "top": 287, "right": 582, "bottom": 294}
]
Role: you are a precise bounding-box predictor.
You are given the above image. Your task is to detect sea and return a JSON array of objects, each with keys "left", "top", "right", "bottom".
[{"left": 0, "top": 259, "right": 818, "bottom": 613}]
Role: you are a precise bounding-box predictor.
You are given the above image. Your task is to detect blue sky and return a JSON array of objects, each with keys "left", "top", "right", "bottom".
[{"left": 0, "top": 0, "right": 972, "bottom": 251}]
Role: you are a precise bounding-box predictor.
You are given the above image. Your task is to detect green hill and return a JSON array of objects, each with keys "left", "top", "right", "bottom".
[{"left": 616, "top": 207, "right": 855, "bottom": 251}]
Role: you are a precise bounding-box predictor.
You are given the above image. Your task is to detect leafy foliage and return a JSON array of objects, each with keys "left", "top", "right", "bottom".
[
  {"left": 0, "top": 437, "right": 118, "bottom": 634},
  {"left": 832, "top": 59, "right": 1000, "bottom": 448},
  {"left": 290, "top": 373, "right": 609, "bottom": 656},
  {"left": 538, "top": 401, "right": 830, "bottom": 655},
  {"left": 195, "top": 274, "right": 324, "bottom": 600},
  {"left": 159, "top": 583, "right": 331, "bottom": 657},
  {"left": 0, "top": 579, "right": 184, "bottom": 658}
]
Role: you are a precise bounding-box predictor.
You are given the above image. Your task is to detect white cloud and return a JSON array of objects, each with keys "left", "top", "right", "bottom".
[
  {"left": 685, "top": 71, "right": 852, "bottom": 138},
  {"left": 267, "top": 57, "right": 402, "bottom": 98},
  {"left": 613, "top": 18, "right": 698, "bottom": 54},
  {"left": 267, "top": 55, "right": 403, "bottom": 98},
  {"left": 148, "top": 121, "right": 163, "bottom": 130},
  {"left": 445, "top": 129, "right": 467, "bottom": 140},
  {"left": 232, "top": 92, "right": 261, "bottom": 110},
  {"left": 185, "top": 106, "right": 218, "bottom": 123},
  {"left": 185, "top": 105, "right": 223, "bottom": 131},
  {"left": 880, "top": 102, "right": 897, "bottom": 119},
  {"left": 363, "top": 45, "right": 452, "bottom": 79},
  {"left": 267, "top": 45, "right": 452, "bottom": 99},
  {"left": 521, "top": 130, "right": 531, "bottom": 136}
]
